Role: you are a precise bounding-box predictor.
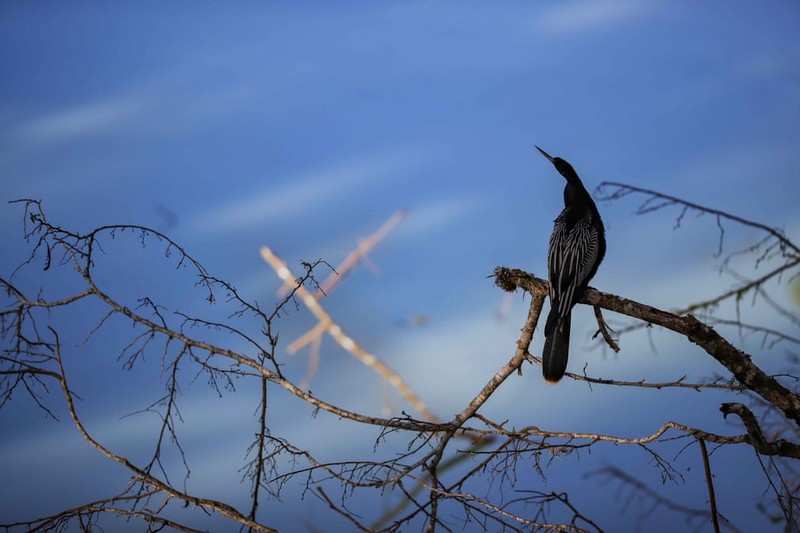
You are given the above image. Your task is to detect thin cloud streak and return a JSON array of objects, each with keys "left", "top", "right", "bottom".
[
  {"left": 14, "top": 98, "right": 141, "bottom": 144},
  {"left": 191, "top": 151, "right": 421, "bottom": 234},
  {"left": 394, "top": 196, "right": 476, "bottom": 241},
  {"left": 535, "top": 0, "right": 650, "bottom": 36},
  {"left": 8, "top": 52, "right": 261, "bottom": 148}
]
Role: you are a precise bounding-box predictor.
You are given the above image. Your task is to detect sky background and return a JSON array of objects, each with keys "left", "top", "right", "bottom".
[{"left": 1, "top": 1, "right": 800, "bottom": 531}]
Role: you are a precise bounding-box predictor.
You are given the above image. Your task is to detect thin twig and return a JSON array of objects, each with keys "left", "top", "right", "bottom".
[
  {"left": 699, "top": 438, "right": 721, "bottom": 533},
  {"left": 592, "top": 305, "right": 620, "bottom": 353},
  {"left": 316, "top": 487, "right": 371, "bottom": 532},
  {"left": 597, "top": 182, "right": 800, "bottom": 256}
]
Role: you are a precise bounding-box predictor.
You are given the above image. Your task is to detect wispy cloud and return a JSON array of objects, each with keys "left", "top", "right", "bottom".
[
  {"left": 8, "top": 52, "right": 259, "bottom": 147},
  {"left": 535, "top": 0, "right": 650, "bottom": 36},
  {"left": 394, "top": 196, "right": 475, "bottom": 241},
  {"left": 384, "top": 308, "right": 527, "bottom": 414},
  {"left": 15, "top": 98, "right": 141, "bottom": 144},
  {"left": 191, "top": 150, "right": 421, "bottom": 234}
]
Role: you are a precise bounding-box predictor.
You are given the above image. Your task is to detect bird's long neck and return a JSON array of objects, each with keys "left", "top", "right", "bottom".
[
  {"left": 562, "top": 178, "right": 594, "bottom": 212},
  {"left": 560, "top": 177, "right": 602, "bottom": 234}
]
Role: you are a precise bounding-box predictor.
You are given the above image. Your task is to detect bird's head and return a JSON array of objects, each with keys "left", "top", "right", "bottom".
[{"left": 535, "top": 145, "right": 579, "bottom": 182}]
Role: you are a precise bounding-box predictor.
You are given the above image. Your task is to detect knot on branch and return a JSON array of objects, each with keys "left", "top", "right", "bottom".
[
  {"left": 492, "top": 267, "right": 549, "bottom": 297},
  {"left": 493, "top": 266, "right": 521, "bottom": 292}
]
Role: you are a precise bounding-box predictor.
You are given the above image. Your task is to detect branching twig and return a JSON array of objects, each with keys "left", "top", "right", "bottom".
[
  {"left": 596, "top": 182, "right": 800, "bottom": 257},
  {"left": 592, "top": 305, "right": 620, "bottom": 353}
]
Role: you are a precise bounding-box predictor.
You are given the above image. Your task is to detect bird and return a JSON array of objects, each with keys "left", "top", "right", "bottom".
[{"left": 535, "top": 146, "right": 606, "bottom": 383}]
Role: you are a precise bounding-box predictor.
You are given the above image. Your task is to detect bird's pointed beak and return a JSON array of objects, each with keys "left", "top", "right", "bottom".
[{"left": 535, "top": 145, "right": 555, "bottom": 164}]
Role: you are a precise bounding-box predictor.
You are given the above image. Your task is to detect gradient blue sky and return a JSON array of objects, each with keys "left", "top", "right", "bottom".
[{"left": 2, "top": 2, "right": 800, "bottom": 531}]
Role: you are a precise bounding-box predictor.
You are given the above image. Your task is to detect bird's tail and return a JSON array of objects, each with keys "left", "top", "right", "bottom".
[{"left": 542, "top": 308, "right": 571, "bottom": 383}]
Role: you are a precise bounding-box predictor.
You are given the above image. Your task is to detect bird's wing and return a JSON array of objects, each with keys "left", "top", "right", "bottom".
[
  {"left": 548, "top": 217, "right": 601, "bottom": 318},
  {"left": 547, "top": 222, "right": 567, "bottom": 302}
]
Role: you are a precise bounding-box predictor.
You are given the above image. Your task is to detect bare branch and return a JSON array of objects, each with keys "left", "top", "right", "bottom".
[
  {"left": 721, "top": 403, "right": 800, "bottom": 459},
  {"left": 592, "top": 305, "right": 620, "bottom": 353},
  {"left": 699, "top": 438, "right": 721, "bottom": 533},
  {"left": 48, "top": 326, "right": 279, "bottom": 532},
  {"left": 495, "top": 267, "right": 800, "bottom": 429},
  {"left": 596, "top": 182, "right": 800, "bottom": 257}
]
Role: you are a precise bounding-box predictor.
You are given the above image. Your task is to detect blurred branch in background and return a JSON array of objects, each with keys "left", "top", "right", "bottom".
[
  {"left": 278, "top": 208, "right": 408, "bottom": 299},
  {"left": 279, "top": 210, "right": 409, "bottom": 390},
  {"left": 260, "top": 244, "right": 439, "bottom": 424}
]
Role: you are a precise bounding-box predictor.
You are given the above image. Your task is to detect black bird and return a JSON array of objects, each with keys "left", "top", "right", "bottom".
[{"left": 536, "top": 146, "right": 606, "bottom": 383}]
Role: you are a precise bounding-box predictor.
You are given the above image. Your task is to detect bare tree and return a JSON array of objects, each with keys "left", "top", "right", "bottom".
[{"left": 1, "top": 184, "right": 798, "bottom": 531}]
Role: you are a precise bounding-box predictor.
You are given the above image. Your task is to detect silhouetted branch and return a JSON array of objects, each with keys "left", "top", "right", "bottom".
[
  {"left": 699, "top": 438, "right": 721, "bottom": 533},
  {"left": 596, "top": 182, "right": 800, "bottom": 258},
  {"left": 595, "top": 183, "right": 800, "bottom": 344},
  {"left": 721, "top": 403, "right": 800, "bottom": 459}
]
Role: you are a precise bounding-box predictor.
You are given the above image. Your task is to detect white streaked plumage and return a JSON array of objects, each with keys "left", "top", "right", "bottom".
[{"left": 547, "top": 211, "right": 601, "bottom": 319}]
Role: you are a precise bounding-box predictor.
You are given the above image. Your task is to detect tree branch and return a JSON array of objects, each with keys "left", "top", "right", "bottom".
[
  {"left": 721, "top": 403, "right": 800, "bottom": 459},
  {"left": 494, "top": 267, "right": 800, "bottom": 429}
]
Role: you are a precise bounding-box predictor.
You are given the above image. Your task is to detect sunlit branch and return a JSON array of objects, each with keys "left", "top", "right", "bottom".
[
  {"left": 261, "top": 245, "right": 439, "bottom": 423},
  {"left": 284, "top": 210, "right": 409, "bottom": 361},
  {"left": 277, "top": 209, "right": 409, "bottom": 299},
  {"left": 569, "top": 370, "right": 738, "bottom": 391},
  {"left": 475, "top": 414, "right": 745, "bottom": 447}
]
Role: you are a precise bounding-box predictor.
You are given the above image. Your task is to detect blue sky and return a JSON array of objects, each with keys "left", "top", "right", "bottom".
[{"left": 2, "top": 1, "right": 800, "bottom": 531}]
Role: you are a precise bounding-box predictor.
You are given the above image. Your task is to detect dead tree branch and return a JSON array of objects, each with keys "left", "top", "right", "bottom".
[{"left": 494, "top": 267, "right": 800, "bottom": 431}]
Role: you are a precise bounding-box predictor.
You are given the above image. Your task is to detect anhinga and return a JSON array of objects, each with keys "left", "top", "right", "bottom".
[{"left": 536, "top": 146, "right": 606, "bottom": 383}]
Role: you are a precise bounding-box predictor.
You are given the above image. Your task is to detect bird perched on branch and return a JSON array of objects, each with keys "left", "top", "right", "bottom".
[{"left": 536, "top": 146, "right": 606, "bottom": 382}]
